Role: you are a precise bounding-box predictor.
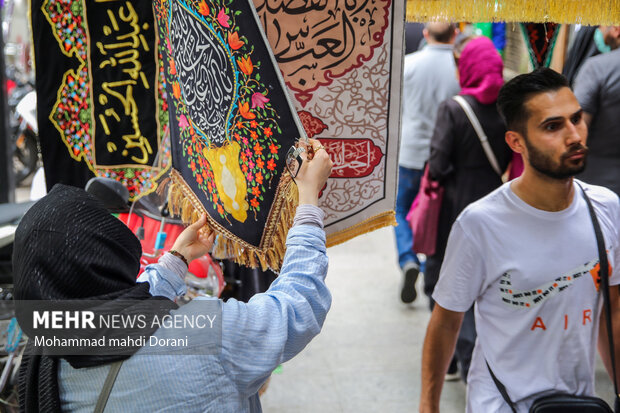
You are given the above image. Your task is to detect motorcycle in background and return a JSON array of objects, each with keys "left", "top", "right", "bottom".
[{"left": 10, "top": 86, "right": 39, "bottom": 186}]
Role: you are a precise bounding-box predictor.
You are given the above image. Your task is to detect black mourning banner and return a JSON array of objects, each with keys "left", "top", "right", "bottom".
[
  {"left": 31, "top": 0, "right": 169, "bottom": 199},
  {"left": 155, "top": 0, "right": 306, "bottom": 270}
]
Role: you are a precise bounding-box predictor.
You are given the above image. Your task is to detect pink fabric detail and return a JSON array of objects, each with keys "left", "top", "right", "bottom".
[
  {"left": 458, "top": 37, "right": 504, "bottom": 105},
  {"left": 508, "top": 152, "right": 524, "bottom": 180}
]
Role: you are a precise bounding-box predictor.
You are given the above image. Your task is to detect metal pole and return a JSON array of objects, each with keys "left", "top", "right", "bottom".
[{"left": 0, "top": 0, "right": 14, "bottom": 204}]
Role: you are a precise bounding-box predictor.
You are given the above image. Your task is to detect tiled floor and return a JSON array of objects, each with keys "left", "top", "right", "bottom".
[{"left": 260, "top": 226, "right": 615, "bottom": 413}]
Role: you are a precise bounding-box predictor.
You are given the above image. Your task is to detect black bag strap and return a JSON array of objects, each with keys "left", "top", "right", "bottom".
[
  {"left": 94, "top": 360, "right": 123, "bottom": 413},
  {"left": 578, "top": 182, "right": 620, "bottom": 408},
  {"left": 486, "top": 361, "right": 517, "bottom": 413},
  {"left": 486, "top": 182, "right": 619, "bottom": 412}
]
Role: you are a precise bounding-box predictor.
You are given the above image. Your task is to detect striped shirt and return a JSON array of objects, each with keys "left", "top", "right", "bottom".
[{"left": 58, "top": 216, "right": 330, "bottom": 412}]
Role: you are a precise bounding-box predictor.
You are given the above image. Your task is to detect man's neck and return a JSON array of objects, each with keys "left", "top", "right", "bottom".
[{"left": 510, "top": 170, "right": 575, "bottom": 212}]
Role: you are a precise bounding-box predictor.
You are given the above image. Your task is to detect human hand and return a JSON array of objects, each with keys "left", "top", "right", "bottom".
[
  {"left": 170, "top": 214, "right": 215, "bottom": 263},
  {"left": 295, "top": 138, "right": 332, "bottom": 206}
]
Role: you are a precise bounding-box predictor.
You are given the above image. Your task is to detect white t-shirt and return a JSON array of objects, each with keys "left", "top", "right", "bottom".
[{"left": 433, "top": 180, "right": 620, "bottom": 413}]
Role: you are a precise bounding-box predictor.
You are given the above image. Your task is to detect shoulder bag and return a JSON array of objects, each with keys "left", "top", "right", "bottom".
[
  {"left": 486, "top": 183, "right": 619, "bottom": 413},
  {"left": 407, "top": 164, "right": 444, "bottom": 256}
]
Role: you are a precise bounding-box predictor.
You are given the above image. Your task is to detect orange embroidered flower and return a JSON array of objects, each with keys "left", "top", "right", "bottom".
[
  {"left": 253, "top": 142, "right": 263, "bottom": 155},
  {"left": 236, "top": 120, "right": 244, "bottom": 129},
  {"left": 198, "top": 1, "right": 210, "bottom": 16},
  {"left": 190, "top": 160, "right": 196, "bottom": 171},
  {"left": 228, "top": 31, "right": 244, "bottom": 50},
  {"left": 250, "top": 120, "right": 258, "bottom": 129},
  {"left": 256, "top": 158, "right": 264, "bottom": 169},
  {"left": 169, "top": 59, "right": 177, "bottom": 75},
  {"left": 202, "top": 170, "right": 208, "bottom": 179},
  {"left": 250, "top": 198, "right": 259, "bottom": 208},
  {"left": 217, "top": 204, "right": 224, "bottom": 214},
  {"left": 238, "top": 56, "right": 253, "bottom": 76},
  {"left": 264, "top": 127, "right": 272, "bottom": 137},
  {"left": 187, "top": 145, "right": 193, "bottom": 156},
  {"left": 269, "top": 143, "right": 278, "bottom": 154},
  {"left": 267, "top": 159, "right": 275, "bottom": 170},
  {"left": 196, "top": 174, "right": 203, "bottom": 185},
  {"left": 252, "top": 186, "right": 260, "bottom": 196},
  {"left": 255, "top": 171, "right": 264, "bottom": 185},
  {"left": 212, "top": 193, "right": 218, "bottom": 203},
  {"left": 172, "top": 82, "right": 181, "bottom": 100},
  {"left": 239, "top": 101, "right": 255, "bottom": 120},
  {"left": 250, "top": 130, "right": 257, "bottom": 140},
  {"left": 242, "top": 164, "right": 248, "bottom": 173}
]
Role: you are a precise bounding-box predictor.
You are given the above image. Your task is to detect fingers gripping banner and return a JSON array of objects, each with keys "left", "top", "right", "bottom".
[
  {"left": 154, "top": 0, "right": 306, "bottom": 270},
  {"left": 254, "top": 0, "right": 403, "bottom": 247},
  {"left": 31, "top": 0, "right": 170, "bottom": 200}
]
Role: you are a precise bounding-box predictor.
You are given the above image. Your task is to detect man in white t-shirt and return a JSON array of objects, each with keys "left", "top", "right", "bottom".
[{"left": 419, "top": 68, "right": 620, "bottom": 413}]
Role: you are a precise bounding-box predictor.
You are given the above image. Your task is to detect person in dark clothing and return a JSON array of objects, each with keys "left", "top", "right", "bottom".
[{"left": 425, "top": 36, "right": 512, "bottom": 381}]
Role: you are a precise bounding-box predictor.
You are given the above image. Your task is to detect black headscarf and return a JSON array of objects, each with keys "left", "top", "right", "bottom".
[{"left": 13, "top": 184, "right": 176, "bottom": 412}]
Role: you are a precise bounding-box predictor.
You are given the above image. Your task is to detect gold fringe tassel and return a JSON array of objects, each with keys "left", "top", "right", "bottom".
[
  {"left": 406, "top": 0, "right": 620, "bottom": 25},
  {"left": 326, "top": 211, "right": 397, "bottom": 248},
  {"left": 167, "top": 169, "right": 298, "bottom": 272}
]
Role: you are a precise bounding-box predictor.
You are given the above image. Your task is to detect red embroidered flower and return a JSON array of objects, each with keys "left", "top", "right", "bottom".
[
  {"left": 269, "top": 143, "right": 278, "bottom": 154},
  {"left": 250, "top": 120, "right": 258, "bottom": 129},
  {"left": 250, "top": 198, "right": 259, "bottom": 208},
  {"left": 228, "top": 31, "right": 244, "bottom": 50},
  {"left": 264, "top": 127, "right": 272, "bottom": 137},
  {"left": 267, "top": 159, "right": 275, "bottom": 170},
  {"left": 253, "top": 142, "right": 263, "bottom": 156},
  {"left": 252, "top": 186, "right": 260, "bottom": 196}
]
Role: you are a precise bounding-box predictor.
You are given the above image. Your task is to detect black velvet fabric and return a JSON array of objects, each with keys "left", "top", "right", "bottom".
[{"left": 13, "top": 184, "right": 176, "bottom": 412}]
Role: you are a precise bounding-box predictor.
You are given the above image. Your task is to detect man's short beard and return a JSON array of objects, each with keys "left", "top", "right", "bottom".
[{"left": 524, "top": 136, "right": 588, "bottom": 180}]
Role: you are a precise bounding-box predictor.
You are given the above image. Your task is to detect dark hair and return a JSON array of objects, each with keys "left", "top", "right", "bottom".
[
  {"left": 497, "top": 68, "right": 569, "bottom": 136},
  {"left": 453, "top": 35, "right": 475, "bottom": 65},
  {"left": 425, "top": 23, "right": 456, "bottom": 44}
]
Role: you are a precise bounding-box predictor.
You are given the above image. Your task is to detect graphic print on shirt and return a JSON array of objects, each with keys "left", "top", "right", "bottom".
[{"left": 500, "top": 257, "right": 612, "bottom": 308}]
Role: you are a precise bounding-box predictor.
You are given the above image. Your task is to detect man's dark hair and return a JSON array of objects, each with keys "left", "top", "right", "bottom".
[
  {"left": 497, "top": 68, "right": 569, "bottom": 136},
  {"left": 425, "top": 23, "right": 456, "bottom": 44}
]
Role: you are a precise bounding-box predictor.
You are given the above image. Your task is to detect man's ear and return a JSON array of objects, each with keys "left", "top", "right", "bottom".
[{"left": 505, "top": 131, "right": 525, "bottom": 154}]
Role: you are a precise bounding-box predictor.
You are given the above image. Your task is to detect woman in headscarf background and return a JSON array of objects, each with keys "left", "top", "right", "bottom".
[
  {"left": 423, "top": 36, "right": 513, "bottom": 382},
  {"left": 14, "top": 138, "right": 333, "bottom": 412}
]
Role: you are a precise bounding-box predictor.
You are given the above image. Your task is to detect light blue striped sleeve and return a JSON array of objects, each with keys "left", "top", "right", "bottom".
[
  {"left": 219, "top": 224, "right": 331, "bottom": 397},
  {"left": 138, "top": 257, "right": 187, "bottom": 299}
]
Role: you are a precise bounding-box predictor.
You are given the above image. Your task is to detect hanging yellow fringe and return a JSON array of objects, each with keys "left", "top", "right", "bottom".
[
  {"left": 168, "top": 168, "right": 298, "bottom": 272},
  {"left": 326, "top": 211, "right": 397, "bottom": 248},
  {"left": 406, "top": 0, "right": 620, "bottom": 25}
]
